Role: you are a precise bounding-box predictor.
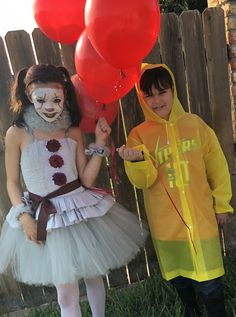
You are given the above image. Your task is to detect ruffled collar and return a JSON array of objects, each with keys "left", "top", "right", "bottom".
[{"left": 22, "top": 105, "right": 72, "bottom": 133}]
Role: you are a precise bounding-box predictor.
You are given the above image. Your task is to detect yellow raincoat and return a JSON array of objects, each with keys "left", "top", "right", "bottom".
[{"left": 125, "top": 64, "right": 233, "bottom": 282}]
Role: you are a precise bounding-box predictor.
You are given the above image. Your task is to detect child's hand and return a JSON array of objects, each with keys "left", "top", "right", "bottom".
[
  {"left": 95, "top": 117, "right": 111, "bottom": 145},
  {"left": 216, "top": 212, "right": 230, "bottom": 226},
  {"left": 117, "top": 145, "right": 144, "bottom": 162},
  {"left": 20, "top": 213, "right": 43, "bottom": 244}
]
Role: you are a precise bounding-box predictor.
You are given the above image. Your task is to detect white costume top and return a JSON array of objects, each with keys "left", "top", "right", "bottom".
[{"left": 7, "top": 135, "right": 114, "bottom": 229}]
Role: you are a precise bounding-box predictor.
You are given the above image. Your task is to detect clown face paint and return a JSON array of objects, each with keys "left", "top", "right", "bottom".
[{"left": 29, "top": 86, "right": 65, "bottom": 122}]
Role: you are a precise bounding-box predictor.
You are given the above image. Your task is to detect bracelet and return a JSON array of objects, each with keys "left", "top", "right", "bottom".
[
  {"left": 85, "top": 143, "right": 111, "bottom": 157},
  {"left": 15, "top": 203, "right": 32, "bottom": 220},
  {"left": 6, "top": 202, "right": 32, "bottom": 229}
]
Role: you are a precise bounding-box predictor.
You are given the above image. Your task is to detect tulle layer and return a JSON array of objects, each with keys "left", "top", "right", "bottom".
[{"left": 0, "top": 203, "right": 148, "bottom": 286}]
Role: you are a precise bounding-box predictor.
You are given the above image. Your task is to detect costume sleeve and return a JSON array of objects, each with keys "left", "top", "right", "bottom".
[
  {"left": 124, "top": 129, "right": 157, "bottom": 189},
  {"left": 203, "top": 126, "right": 233, "bottom": 214}
]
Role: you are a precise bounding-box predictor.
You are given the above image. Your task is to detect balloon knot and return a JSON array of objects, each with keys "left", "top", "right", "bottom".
[{"left": 120, "top": 70, "right": 126, "bottom": 79}]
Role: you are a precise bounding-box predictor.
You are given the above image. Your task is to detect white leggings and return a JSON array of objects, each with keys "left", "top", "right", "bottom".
[{"left": 56, "top": 276, "right": 105, "bottom": 317}]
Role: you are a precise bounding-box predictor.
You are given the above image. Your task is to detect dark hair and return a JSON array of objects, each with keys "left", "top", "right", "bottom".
[
  {"left": 140, "top": 67, "right": 173, "bottom": 95},
  {"left": 10, "top": 64, "right": 81, "bottom": 127}
]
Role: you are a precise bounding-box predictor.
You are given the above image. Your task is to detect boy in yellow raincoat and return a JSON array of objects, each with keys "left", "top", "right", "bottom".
[{"left": 118, "top": 64, "right": 233, "bottom": 317}]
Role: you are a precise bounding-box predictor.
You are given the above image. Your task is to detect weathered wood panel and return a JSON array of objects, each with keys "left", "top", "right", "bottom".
[
  {"left": 0, "top": 38, "right": 12, "bottom": 135},
  {"left": 203, "top": 8, "right": 235, "bottom": 166},
  {"left": 159, "top": 13, "right": 189, "bottom": 111},
  {"left": 5, "top": 31, "right": 36, "bottom": 74},
  {"left": 0, "top": 37, "right": 22, "bottom": 313},
  {"left": 0, "top": 37, "right": 12, "bottom": 215},
  {"left": 180, "top": 10, "right": 212, "bottom": 125},
  {"left": 32, "top": 29, "right": 61, "bottom": 65},
  {"left": 60, "top": 44, "right": 76, "bottom": 75},
  {"left": 143, "top": 32, "right": 161, "bottom": 64},
  {"left": 0, "top": 280, "right": 25, "bottom": 315}
]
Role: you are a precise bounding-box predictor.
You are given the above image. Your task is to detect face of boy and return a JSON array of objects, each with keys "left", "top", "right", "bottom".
[
  {"left": 27, "top": 83, "right": 65, "bottom": 122},
  {"left": 142, "top": 85, "right": 173, "bottom": 120}
]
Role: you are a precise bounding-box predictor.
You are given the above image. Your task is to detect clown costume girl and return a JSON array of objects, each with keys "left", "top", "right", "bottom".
[{"left": 0, "top": 64, "right": 148, "bottom": 317}]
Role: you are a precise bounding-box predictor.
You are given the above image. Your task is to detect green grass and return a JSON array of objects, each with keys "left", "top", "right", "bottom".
[{"left": 27, "top": 255, "right": 236, "bottom": 317}]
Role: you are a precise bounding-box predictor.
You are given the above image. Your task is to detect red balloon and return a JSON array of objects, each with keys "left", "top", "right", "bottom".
[
  {"left": 71, "top": 74, "right": 119, "bottom": 133},
  {"left": 85, "top": 0, "right": 160, "bottom": 69},
  {"left": 74, "top": 30, "right": 140, "bottom": 103},
  {"left": 32, "top": 0, "right": 86, "bottom": 44}
]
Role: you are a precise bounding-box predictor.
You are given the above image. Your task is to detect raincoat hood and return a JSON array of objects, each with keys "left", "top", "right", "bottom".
[{"left": 135, "top": 63, "right": 185, "bottom": 123}]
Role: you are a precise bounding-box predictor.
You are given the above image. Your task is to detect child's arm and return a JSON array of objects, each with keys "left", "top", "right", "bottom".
[
  {"left": 5, "top": 127, "right": 23, "bottom": 206},
  {"left": 73, "top": 117, "right": 111, "bottom": 188},
  {"left": 117, "top": 129, "right": 157, "bottom": 189},
  {"left": 203, "top": 126, "right": 233, "bottom": 216},
  {"left": 5, "top": 127, "right": 38, "bottom": 242}
]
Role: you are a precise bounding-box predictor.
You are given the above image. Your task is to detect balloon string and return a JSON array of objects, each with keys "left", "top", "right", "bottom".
[
  {"left": 94, "top": 102, "right": 104, "bottom": 123},
  {"left": 95, "top": 104, "right": 121, "bottom": 186},
  {"left": 108, "top": 136, "right": 121, "bottom": 185},
  {"left": 220, "top": 227, "right": 226, "bottom": 256},
  {"left": 158, "top": 174, "right": 197, "bottom": 254},
  {"left": 128, "top": 137, "right": 197, "bottom": 254},
  {"left": 117, "top": 103, "right": 120, "bottom": 145},
  {"left": 108, "top": 104, "right": 122, "bottom": 185}
]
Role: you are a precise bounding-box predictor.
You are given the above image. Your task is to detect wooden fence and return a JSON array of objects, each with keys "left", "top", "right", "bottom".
[{"left": 0, "top": 7, "right": 235, "bottom": 315}]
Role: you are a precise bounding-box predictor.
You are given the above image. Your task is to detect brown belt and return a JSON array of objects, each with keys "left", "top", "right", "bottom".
[{"left": 29, "top": 179, "right": 82, "bottom": 241}]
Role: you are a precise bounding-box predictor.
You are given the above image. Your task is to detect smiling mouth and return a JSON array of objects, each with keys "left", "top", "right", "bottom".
[
  {"left": 43, "top": 113, "right": 58, "bottom": 118},
  {"left": 153, "top": 105, "right": 165, "bottom": 110}
]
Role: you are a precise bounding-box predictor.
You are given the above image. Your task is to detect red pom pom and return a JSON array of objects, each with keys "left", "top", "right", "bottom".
[
  {"left": 46, "top": 139, "right": 61, "bottom": 152},
  {"left": 49, "top": 155, "right": 64, "bottom": 168},
  {"left": 52, "top": 173, "right": 67, "bottom": 186}
]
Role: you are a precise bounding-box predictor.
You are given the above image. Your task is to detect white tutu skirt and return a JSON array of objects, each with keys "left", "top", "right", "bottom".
[{"left": 0, "top": 203, "right": 148, "bottom": 286}]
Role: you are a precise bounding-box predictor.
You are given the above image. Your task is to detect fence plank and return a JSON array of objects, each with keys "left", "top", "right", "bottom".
[
  {"left": 19, "top": 283, "right": 55, "bottom": 310},
  {"left": 0, "top": 38, "right": 13, "bottom": 135},
  {"left": 0, "top": 37, "right": 23, "bottom": 310},
  {"left": 5, "top": 31, "right": 36, "bottom": 74},
  {"left": 0, "top": 281, "right": 25, "bottom": 315},
  {"left": 159, "top": 13, "right": 189, "bottom": 111},
  {"left": 143, "top": 35, "right": 161, "bottom": 63},
  {"left": 0, "top": 37, "right": 12, "bottom": 216},
  {"left": 60, "top": 44, "right": 76, "bottom": 75},
  {"left": 113, "top": 93, "right": 145, "bottom": 211},
  {"left": 203, "top": 7, "right": 236, "bottom": 249},
  {"left": 108, "top": 108, "right": 146, "bottom": 285},
  {"left": 32, "top": 28, "right": 62, "bottom": 65},
  {"left": 180, "top": 10, "right": 212, "bottom": 125},
  {"left": 203, "top": 8, "right": 235, "bottom": 165}
]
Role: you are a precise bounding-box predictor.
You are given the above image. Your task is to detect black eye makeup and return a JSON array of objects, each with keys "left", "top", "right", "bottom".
[
  {"left": 31, "top": 88, "right": 64, "bottom": 108},
  {"left": 54, "top": 98, "right": 62, "bottom": 103},
  {"left": 36, "top": 98, "right": 46, "bottom": 104}
]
